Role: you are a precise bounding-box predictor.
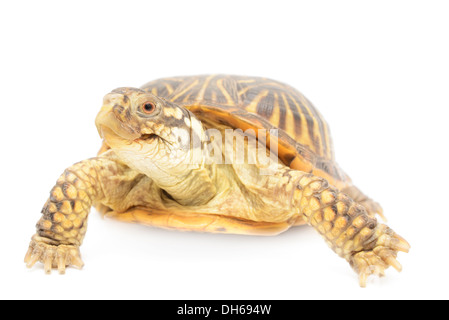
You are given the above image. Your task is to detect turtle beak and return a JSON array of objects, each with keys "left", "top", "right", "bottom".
[{"left": 95, "top": 103, "right": 140, "bottom": 141}]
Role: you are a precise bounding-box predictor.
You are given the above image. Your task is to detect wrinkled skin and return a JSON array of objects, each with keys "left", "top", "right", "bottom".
[{"left": 25, "top": 87, "right": 409, "bottom": 287}]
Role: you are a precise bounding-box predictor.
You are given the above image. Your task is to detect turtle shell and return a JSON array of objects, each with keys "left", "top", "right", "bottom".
[{"left": 140, "top": 74, "right": 350, "bottom": 188}]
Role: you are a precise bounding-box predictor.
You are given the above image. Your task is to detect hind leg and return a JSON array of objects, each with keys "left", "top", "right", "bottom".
[{"left": 342, "top": 185, "right": 386, "bottom": 221}]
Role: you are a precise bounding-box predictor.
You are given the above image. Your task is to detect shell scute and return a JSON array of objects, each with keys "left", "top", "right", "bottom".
[{"left": 140, "top": 74, "right": 349, "bottom": 187}]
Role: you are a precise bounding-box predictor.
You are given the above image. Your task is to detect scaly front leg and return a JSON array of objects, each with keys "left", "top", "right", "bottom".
[
  {"left": 292, "top": 173, "right": 410, "bottom": 287},
  {"left": 24, "top": 155, "right": 136, "bottom": 274}
]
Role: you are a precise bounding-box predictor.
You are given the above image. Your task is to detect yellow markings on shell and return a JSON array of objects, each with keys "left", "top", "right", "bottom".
[
  {"left": 269, "top": 98, "right": 280, "bottom": 126},
  {"left": 245, "top": 90, "right": 269, "bottom": 114},
  {"left": 216, "top": 78, "right": 235, "bottom": 106},
  {"left": 298, "top": 93, "right": 324, "bottom": 155},
  {"left": 165, "top": 82, "right": 174, "bottom": 95},
  {"left": 182, "top": 92, "right": 193, "bottom": 103},
  {"left": 261, "top": 82, "right": 285, "bottom": 88},
  {"left": 281, "top": 92, "right": 296, "bottom": 138},
  {"left": 321, "top": 118, "right": 333, "bottom": 159},
  {"left": 236, "top": 79, "right": 257, "bottom": 84},
  {"left": 196, "top": 74, "right": 216, "bottom": 101},
  {"left": 238, "top": 85, "right": 255, "bottom": 97},
  {"left": 170, "top": 79, "right": 199, "bottom": 102},
  {"left": 288, "top": 93, "right": 313, "bottom": 150}
]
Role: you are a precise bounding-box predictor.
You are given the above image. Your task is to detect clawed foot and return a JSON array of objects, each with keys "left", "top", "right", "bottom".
[
  {"left": 24, "top": 235, "right": 84, "bottom": 274},
  {"left": 350, "top": 225, "right": 410, "bottom": 287}
]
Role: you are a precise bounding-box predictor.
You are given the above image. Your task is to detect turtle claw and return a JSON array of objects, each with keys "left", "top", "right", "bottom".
[
  {"left": 24, "top": 235, "right": 84, "bottom": 274},
  {"left": 25, "top": 248, "right": 41, "bottom": 269},
  {"left": 385, "top": 256, "right": 402, "bottom": 272},
  {"left": 376, "top": 229, "right": 410, "bottom": 253},
  {"left": 377, "top": 211, "right": 387, "bottom": 223},
  {"left": 70, "top": 255, "right": 85, "bottom": 269},
  {"left": 57, "top": 255, "right": 67, "bottom": 274},
  {"left": 358, "top": 273, "right": 367, "bottom": 288},
  {"left": 352, "top": 251, "right": 388, "bottom": 287},
  {"left": 44, "top": 252, "right": 54, "bottom": 274},
  {"left": 350, "top": 225, "right": 409, "bottom": 287}
]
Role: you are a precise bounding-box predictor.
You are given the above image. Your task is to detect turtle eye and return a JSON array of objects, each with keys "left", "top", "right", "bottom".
[{"left": 142, "top": 102, "right": 156, "bottom": 114}]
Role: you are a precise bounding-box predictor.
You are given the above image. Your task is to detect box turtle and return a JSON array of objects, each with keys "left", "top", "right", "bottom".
[{"left": 25, "top": 74, "right": 410, "bottom": 287}]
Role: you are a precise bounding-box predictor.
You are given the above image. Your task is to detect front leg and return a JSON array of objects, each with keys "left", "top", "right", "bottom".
[
  {"left": 24, "top": 155, "right": 135, "bottom": 274},
  {"left": 290, "top": 173, "right": 410, "bottom": 287}
]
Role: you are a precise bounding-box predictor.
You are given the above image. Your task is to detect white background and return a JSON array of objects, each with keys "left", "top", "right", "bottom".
[{"left": 1, "top": 0, "right": 448, "bottom": 300}]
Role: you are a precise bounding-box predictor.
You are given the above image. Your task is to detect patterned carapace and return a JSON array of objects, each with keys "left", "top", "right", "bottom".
[{"left": 141, "top": 74, "right": 347, "bottom": 186}]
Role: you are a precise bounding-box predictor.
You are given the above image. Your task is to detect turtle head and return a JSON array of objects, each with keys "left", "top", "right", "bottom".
[{"left": 95, "top": 87, "right": 204, "bottom": 182}]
